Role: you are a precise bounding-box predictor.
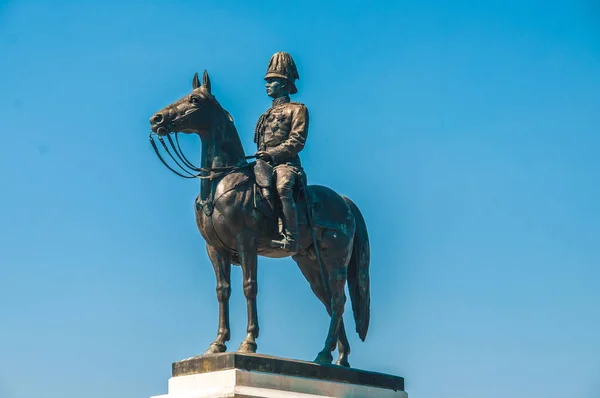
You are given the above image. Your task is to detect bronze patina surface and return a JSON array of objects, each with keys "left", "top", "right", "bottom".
[
  {"left": 149, "top": 52, "right": 372, "bottom": 368},
  {"left": 173, "top": 353, "right": 404, "bottom": 392}
]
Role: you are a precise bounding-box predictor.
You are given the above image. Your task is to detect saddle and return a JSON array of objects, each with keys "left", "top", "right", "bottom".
[{"left": 252, "top": 159, "right": 275, "bottom": 218}]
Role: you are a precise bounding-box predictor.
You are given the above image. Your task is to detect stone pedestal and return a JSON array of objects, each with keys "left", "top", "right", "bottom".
[{"left": 151, "top": 353, "right": 407, "bottom": 398}]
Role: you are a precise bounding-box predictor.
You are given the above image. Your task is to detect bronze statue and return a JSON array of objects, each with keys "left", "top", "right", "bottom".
[{"left": 148, "top": 53, "right": 371, "bottom": 367}]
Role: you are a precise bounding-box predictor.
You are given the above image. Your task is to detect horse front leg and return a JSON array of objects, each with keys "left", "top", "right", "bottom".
[
  {"left": 204, "top": 243, "right": 232, "bottom": 355},
  {"left": 236, "top": 234, "right": 259, "bottom": 353}
]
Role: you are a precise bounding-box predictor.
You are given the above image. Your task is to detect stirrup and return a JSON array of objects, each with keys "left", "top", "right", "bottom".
[{"left": 270, "top": 234, "right": 299, "bottom": 252}]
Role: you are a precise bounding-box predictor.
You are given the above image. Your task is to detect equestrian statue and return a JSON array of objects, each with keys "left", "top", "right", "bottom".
[{"left": 149, "top": 52, "right": 370, "bottom": 367}]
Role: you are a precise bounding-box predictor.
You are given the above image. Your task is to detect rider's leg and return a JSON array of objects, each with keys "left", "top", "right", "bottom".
[{"left": 271, "top": 165, "right": 299, "bottom": 252}]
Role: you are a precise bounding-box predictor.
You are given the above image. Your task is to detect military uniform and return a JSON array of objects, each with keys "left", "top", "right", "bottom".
[
  {"left": 254, "top": 96, "right": 308, "bottom": 166},
  {"left": 254, "top": 52, "right": 308, "bottom": 252}
]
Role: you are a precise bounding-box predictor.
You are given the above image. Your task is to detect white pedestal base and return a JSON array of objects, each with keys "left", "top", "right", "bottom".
[{"left": 152, "top": 368, "right": 407, "bottom": 398}]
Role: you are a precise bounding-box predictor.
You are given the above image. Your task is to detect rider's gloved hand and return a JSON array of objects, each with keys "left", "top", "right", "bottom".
[{"left": 255, "top": 151, "right": 272, "bottom": 163}]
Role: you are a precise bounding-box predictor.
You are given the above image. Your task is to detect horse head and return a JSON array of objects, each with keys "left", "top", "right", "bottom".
[
  {"left": 150, "top": 70, "right": 219, "bottom": 136},
  {"left": 149, "top": 70, "right": 246, "bottom": 175}
]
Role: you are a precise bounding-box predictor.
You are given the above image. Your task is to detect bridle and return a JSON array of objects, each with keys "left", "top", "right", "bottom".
[{"left": 149, "top": 131, "right": 255, "bottom": 180}]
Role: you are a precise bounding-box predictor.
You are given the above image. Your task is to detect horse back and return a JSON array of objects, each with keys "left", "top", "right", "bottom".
[{"left": 305, "top": 185, "right": 355, "bottom": 234}]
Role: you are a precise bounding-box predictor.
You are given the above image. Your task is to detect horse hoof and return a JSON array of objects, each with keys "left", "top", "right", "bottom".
[
  {"left": 204, "top": 342, "right": 226, "bottom": 355},
  {"left": 314, "top": 351, "right": 333, "bottom": 364},
  {"left": 335, "top": 357, "right": 351, "bottom": 367},
  {"left": 238, "top": 340, "right": 257, "bottom": 354}
]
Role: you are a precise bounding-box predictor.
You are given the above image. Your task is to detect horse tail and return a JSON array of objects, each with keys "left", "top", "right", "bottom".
[{"left": 343, "top": 196, "right": 371, "bottom": 341}]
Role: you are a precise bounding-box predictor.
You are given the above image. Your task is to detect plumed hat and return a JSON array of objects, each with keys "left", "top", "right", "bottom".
[{"left": 264, "top": 52, "right": 299, "bottom": 94}]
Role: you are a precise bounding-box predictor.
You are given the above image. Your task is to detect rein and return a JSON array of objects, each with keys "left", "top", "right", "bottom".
[{"left": 149, "top": 131, "right": 255, "bottom": 179}]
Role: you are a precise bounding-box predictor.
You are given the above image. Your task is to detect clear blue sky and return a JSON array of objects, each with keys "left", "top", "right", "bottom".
[{"left": 1, "top": 1, "right": 599, "bottom": 397}]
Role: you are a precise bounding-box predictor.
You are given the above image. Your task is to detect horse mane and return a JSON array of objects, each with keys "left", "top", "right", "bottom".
[
  {"left": 208, "top": 94, "right": 236, "bottom": 130},
  {"left": 206, "top": 95, "right": 246, "bottom": 165}
]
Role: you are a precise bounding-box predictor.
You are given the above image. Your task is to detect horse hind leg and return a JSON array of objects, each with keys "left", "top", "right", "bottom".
[
  {"left": 314, "top": 264, "right": 347, "bottom": 365},
  {"left": 336, "top": 318, "right": 351, "bottom": 367},
  {"left": 294, "top": 230, "right": 352, "bottom": 366},
  {"left": 294, "top": 252, "right": 351, "bottom": 366}
]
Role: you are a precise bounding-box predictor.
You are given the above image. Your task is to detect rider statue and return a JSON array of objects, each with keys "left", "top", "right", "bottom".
[{"left": 254, "top": 52, "right": 309, "bottom": 253}]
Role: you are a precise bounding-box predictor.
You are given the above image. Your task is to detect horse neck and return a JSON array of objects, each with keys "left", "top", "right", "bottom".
[{"left": 199, "top": 106, "right": 246, "bottom": 200}]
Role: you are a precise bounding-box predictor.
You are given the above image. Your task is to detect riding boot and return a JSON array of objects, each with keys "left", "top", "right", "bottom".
[{"left": 270, "top": 197, "right": 300, "bottom": 253}]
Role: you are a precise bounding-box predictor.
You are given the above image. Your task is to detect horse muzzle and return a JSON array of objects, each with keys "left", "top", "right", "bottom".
[{"left": 150, "top": 112, "right": 171, "bottom": 135}]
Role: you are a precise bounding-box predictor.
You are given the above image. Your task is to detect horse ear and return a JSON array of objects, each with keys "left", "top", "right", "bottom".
[
  {"left": 192, "top": 72, "right": 200, "bottom": 89},
  {"left": 202, "top": 70, "right": 211, "bottom": 94}
]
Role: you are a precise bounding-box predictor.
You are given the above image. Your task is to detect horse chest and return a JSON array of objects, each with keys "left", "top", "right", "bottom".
[
  {"left": 195, "top": 196, "right": 240, "bottom": 250},
  {"left": 193, "top": 172, "right": 251, "bottom": 250},
  {"left": 195, "top": 198, "right": 224, "bottom": 248}
]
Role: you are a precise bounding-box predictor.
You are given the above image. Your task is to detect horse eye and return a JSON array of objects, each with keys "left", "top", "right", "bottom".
[{"left": 190, "top": 96, "right": 199, "bottom": 104}]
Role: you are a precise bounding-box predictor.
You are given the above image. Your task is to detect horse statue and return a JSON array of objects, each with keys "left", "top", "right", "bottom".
[{"left": 149, "top": 70, "right": 371, "bottom": 367}]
